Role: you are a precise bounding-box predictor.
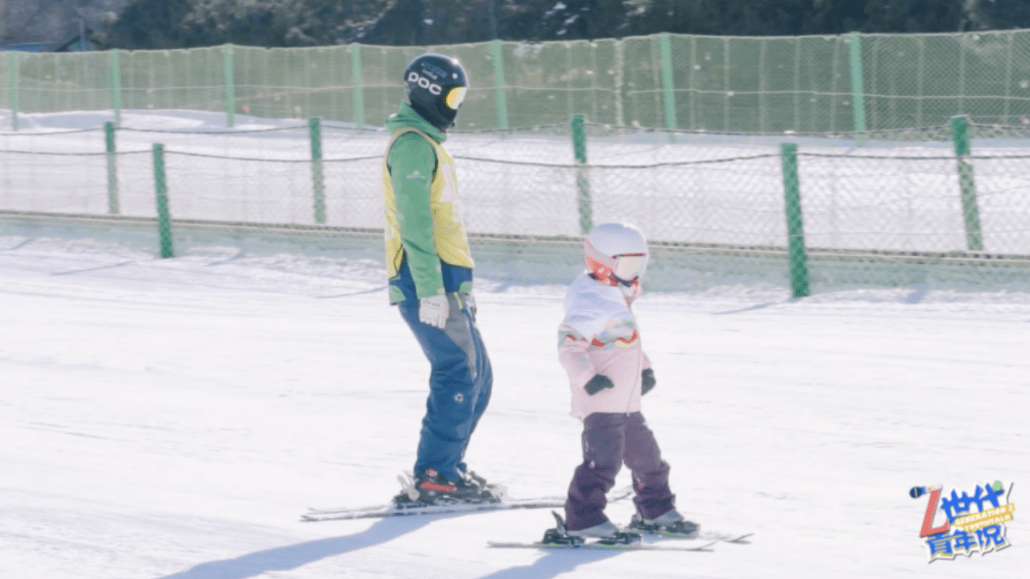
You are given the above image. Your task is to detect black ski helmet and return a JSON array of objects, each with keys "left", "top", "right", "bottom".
[{"left": 404, "top": 54, "right": 469, "bottom": 131}]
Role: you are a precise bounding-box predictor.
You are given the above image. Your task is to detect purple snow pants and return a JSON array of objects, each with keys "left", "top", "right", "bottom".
[{"left": 564, "top": 411, "right": 676, "bottom": 531}]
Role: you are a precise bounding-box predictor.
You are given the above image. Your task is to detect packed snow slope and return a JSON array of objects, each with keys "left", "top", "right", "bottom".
[{"left": 1, "top": 236, "right": 1027, "bottom": 579}]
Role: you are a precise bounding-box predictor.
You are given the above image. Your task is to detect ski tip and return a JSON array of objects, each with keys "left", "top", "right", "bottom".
[{"left": 699, "top": 531, "right": 754, "bottom": 544}]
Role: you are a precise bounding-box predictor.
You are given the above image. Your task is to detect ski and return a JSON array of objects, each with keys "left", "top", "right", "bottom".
[
  {"left": 304, "top": 496, "right": 564, "bottom": 522},
  {"left": 623, "top": 515, "right": 752, "bottom": 544},
  {"left": 484, "top": 508, "right": 712, "bottom": 548},
  {"left": 625, "top": 525, "right": 754, "bottom": 544},
  {"left": 487, "top": 539, "right": 717, "bottom": 552},
  {"left": 302, "top": 479, "right": 632, "bottom": 522},
  {"left": 696, "top": 531, "right": 752, "bottom": 544},
  {"left": 487, "top": 511, "right": 716, "bottom": 552},
  {"left": 637, "top": 529, "right": 754, "bottom": 544}
]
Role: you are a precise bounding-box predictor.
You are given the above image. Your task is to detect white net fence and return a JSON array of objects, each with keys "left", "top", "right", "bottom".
[{"left": 2, "top": 114, "right": 1029, "bottom": 295}]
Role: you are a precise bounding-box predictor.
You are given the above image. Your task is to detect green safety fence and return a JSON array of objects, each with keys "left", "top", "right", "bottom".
[
  {"left": 4, "top": 31, "right": 1030, "bottom": 134},
  {"left": 2, "top": 115, "right": 1028, "bottom": 295}
]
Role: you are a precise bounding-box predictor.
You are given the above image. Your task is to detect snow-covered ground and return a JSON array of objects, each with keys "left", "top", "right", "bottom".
[{"left": 1, "top": 234, "right": 1027, "bottom": 579}]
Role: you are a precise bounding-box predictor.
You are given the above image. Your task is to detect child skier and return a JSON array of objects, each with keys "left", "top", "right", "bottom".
[{"left": 556, "top": 222, "right": 699, "bottom": 539}]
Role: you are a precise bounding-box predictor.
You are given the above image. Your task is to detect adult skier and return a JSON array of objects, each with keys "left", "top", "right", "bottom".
[{"left": 382, "top": 53, "right": 495, "bottom": 504}]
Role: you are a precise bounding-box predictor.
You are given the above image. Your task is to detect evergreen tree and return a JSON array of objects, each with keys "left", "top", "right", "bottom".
[
  {"left": 864, "top": 0, "right": 967, "bottom": 33},
  {"left": 974, "top": 0, "right": 1030, "bottom": 30},
  {"left": 504, "top": 0, "right": 633, "bottom": 41},
  {"left": 802, "top": 0, "right": 870, "bottom": 34},
  {"left": 179, "top": 0, "right": 310, "bottom": 47},
  {"left": 97, "top": 0, "right": 1028, "bottom": 50},
  {"left": 104, "top": 0, "right": 193, "bottom": 49},
  {"left": 629, "top": 0, "right": 854, "bottom": 37},
  {"left": 100, "top": 0, "right": 393, "bottom": 48}
]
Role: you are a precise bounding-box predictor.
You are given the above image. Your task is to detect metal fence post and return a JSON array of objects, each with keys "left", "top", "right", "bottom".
[
  {"left": 491, "top": 39, "right": 509, "bottom": 130},
  {"left": 614, "top": 39, "right": 625, "bottom": 127},
  {"left": 351, "top": 43, "right": 365, "bottom": 130},
  {"left": 105, "top": 122, "right": 119, "bottom": 214},
  {"left": 951, "top": 115, "right": 983, "bottom": 251},
  {"left": 780, "top": 143, "right": 810, "bottom": 298},
  {"left": 310, "top": 117, "right": 326, "bottom": 224},
  {"left": 109, "top": 49, "right": 122, "bottom": 125},
  {"left": 7, "top": 52, "right": 18, "bottom": 131},
  {"left": 659, "top": 33, "right": 678, "bottom": 132},
  {"left": 688, "top": 35, "right": 697, "bottom": 130},
  {"left": 153, "top": 144, "right": 174, "bottom": 258},
  {"left": 571, "top": 114, "right": 592, "bottom": 234},
  {"left": 223, "top": 44, "right": 235, "bottom": 128},
  {"left": 847, "top": 32, "right": 867, "bottom": 146}
]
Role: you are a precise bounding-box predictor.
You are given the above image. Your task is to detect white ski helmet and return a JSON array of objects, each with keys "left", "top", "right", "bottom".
[{"left": 584, "top": 222, "right": 649, "bottom": 285}]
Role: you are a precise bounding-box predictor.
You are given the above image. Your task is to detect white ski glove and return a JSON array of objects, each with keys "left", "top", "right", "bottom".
[{"left": 418, "top": 294, "right": 449, "bottom": 329}]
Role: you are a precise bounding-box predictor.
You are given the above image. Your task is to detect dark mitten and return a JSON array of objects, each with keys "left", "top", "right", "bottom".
[
  {"left": 584, "top": 374, "right": 615, "bottom": 396},
  {"left": 641, "top": 368, "right": 656, "bottom": 395}
]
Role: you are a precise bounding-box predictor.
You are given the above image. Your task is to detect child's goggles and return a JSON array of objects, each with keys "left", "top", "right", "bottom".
[{"left": 612, "top": 253, "right": 648, "bottom": 282}]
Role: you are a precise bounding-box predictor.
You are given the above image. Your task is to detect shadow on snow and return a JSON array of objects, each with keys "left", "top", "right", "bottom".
[
  {"left": 475, "top": 549, "right": 624, "bottom": 579},
  {"left": 155, "top": 512, "right": 626, "bottom": 579},
  {"left": 156, "top": 515, "right": 445, "bottom": 579}
]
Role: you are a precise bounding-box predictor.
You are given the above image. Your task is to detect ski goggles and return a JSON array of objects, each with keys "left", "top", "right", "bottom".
[
  {"left": 445, "top": 86, "right": 468, "bottom": 110},
  {"left": 612, "top": 253, "right": 648, "bottom": 282}
]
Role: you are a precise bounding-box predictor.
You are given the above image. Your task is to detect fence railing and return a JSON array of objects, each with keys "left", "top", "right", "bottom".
[
  {"left": 2, "top": 114, "right": 1028, "bottom": 295},
  {"left": 4, "top": 30, "right": 1030, "bottom": 135}
]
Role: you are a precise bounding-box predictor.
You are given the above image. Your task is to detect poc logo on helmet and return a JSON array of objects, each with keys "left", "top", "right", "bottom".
[{"left": 407, "top": 71, "right": 442, "bottom": 95}]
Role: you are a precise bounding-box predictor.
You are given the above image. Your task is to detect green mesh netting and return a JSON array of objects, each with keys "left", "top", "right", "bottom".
[{"left": 2, "top": 32, "right": 1030, "bottom": 294}]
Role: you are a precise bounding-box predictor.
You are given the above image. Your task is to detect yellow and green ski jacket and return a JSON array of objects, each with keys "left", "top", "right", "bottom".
[{"left": 382, "top": 103, "right": 474, "bottom": 304}]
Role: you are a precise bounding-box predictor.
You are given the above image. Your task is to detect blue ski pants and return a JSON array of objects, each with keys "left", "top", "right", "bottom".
[{"left": 397, "top": 292, "right": 492, "bottom": 483}]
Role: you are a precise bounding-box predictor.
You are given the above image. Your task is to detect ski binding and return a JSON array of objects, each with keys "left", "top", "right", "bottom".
[
  {"left": 487, "top": 512, "right": 717, "bottom": 552},
  {"left": 302, "top": 476, "right": 632, "bottom": 522}
]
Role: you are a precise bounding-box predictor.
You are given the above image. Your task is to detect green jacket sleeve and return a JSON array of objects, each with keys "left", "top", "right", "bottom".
[{"left": 388, "top": 132, "right": 445, "bottom": 298}]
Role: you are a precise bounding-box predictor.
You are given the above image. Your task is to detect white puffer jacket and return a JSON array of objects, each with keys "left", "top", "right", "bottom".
[{"left": 557, "top": 272, "right": 651, "bottom": 420}]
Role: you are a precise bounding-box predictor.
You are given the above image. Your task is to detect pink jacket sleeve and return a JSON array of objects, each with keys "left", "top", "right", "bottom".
[{"left": 558, "top": 324, "right": 596, "bottom": 391}]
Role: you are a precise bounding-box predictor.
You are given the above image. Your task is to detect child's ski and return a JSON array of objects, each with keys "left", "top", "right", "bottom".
[
  {"left": 622, "top": 513, "right": 753, "bottom": 539},
  {"left": 487, "top": 511, "right": 717, "bottom": 552},
  {"left": 487, "top": 539, "right": 717, "bottom": 552},
  {"left": 690, "top": 531, "right": 752, "bottom": 543},
  {"left": 636, "top": 529, "right": 754, "bottom": 543},
  {"left": 624, "top": 521, "right": 754, "bottom": 544}
]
